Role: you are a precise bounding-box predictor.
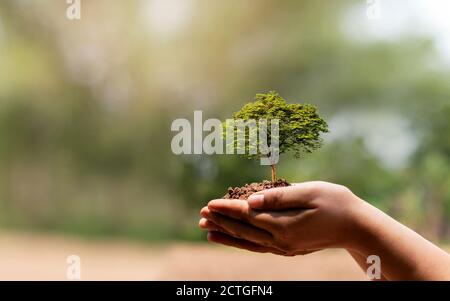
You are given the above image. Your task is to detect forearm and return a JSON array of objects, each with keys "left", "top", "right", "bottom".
[
  {"left": 346, "top": 249, "right": 387, "bottom": 280},
  {"left": 350, "top": 198, "right": 450, "bottom": 280}
]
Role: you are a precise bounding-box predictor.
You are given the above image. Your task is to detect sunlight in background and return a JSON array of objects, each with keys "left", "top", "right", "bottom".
[
  {"left": 143, "top": 0, "right": 193, "bottom": 38},
  {"left": 333, "top": 0, "right": 450, "bottom": 169},
  {"left": 416, "top": 0, "right": 450, "bottom": 63},
  {"left": 327, "top": 111, "right": 419, "bottom": 169},
  {"left": 343, "top": 0, "right": 450, "bottom": 63}
]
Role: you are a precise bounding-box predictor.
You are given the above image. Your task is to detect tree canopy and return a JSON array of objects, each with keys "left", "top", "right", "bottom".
[{"left": 229, "top": 91, "right": 329, "bottom": 160}]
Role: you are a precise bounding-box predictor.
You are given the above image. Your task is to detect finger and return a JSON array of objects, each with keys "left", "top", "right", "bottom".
[
  {"left": 200, "top": 206, "right": 210, "bottom": 218},
  {"left": 247, "top": 182, "right": 319, "bottom": 210},
  {"left": 207, "top": 199, "right": 278, "bottom": 232},
  {"left": 202, "top": 218, "right": 285, "bottom": 253},
  {"left": 208, "top": 231, "right": 320, "bottom": 257},
  {"left": 200, "top": 218, "right": 243, "bottom": 237},
  {"left": 201, "top": 219, "right": 285, "bottom": 254},
  {"left": 205, "top": 224, "right": 320, "bottom": 257},
  {"left": 207, "top": 231, "right": 285, "bottom": 255},
  {"left": 203, "top": 210, "right": 274, "bottom": 246},
  {"left": 199, "top": 218, "right": 224, "bottom": 232}
]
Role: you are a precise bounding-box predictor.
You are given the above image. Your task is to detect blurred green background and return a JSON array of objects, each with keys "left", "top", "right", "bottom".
[{"left": 0, "top": 0, "right": 449, "bottom": 242}]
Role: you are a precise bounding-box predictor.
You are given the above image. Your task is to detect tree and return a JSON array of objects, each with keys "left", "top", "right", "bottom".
[{"left": 226, "top": 91, "right": 329, "bottom": 182}]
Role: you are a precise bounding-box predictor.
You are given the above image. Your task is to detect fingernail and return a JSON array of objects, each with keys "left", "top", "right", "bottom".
[
  {"left": 247, "top": 194, "right": 264, "bottom": 208},
  {"left": 198, "top": 218, "right": 208, "bottom": 228},
  {"left": 200, "top": 207, "right": 209, "bottom": 218}
]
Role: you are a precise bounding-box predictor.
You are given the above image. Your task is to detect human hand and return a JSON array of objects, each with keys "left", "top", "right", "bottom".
[
  {"left": 199, "top": 181, "right": 365, "bottom": 256},
  {"left": 200, "top": 181, "right": 450, "bottom": 280}
]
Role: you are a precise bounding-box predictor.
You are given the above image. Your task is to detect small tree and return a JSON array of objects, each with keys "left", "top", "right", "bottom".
[{"left": 226, "top": 91, "right": 329, "bottom": 182}]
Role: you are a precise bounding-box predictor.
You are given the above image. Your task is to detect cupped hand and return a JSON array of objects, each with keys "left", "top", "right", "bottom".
[{"left": 199, "top": 181, "right": 364, "bottom": 256}]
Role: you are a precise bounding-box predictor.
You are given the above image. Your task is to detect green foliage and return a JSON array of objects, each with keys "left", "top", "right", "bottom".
[{"left": 227, "top": 91, "right": 329, "bottom": 161}]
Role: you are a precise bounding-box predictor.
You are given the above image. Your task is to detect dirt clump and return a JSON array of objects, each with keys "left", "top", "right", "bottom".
[{"left": 223, "top": 179, "right": 291, "bottom": 200}]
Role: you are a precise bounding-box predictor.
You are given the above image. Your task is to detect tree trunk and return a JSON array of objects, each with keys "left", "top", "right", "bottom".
[{"left": 271, "top": 165, "right": 277, "bottom": 182}]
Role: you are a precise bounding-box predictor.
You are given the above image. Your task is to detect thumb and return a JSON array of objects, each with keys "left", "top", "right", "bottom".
[{"left": 247, "top": 182, "right": 317, "bottom": 210}]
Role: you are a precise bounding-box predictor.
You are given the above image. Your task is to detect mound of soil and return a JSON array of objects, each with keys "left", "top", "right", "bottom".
[{"left": 223, "top": 179, "right": 291, "bottom": 200}]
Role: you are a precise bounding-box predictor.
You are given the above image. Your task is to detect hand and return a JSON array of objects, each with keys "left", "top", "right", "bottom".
[
  {"left": 199, "top": 181, "right": 450, "bottom": 280},
  {"left": 199, "top": 181, "right": 364, "bottom": 256}
]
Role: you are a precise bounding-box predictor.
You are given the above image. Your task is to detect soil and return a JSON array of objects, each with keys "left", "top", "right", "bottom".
[{"left": 223, "top": 179, "right": 291, "bottom": 200}]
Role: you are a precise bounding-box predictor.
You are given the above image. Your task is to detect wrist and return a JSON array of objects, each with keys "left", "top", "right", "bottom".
[{"left": 342, "top": 194, "right": 379, "bottom": 253}]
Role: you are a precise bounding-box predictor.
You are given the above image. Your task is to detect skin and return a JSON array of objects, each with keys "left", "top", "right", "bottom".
[{"left": 199, "top": 181, "right": 450, "bottom": 280}]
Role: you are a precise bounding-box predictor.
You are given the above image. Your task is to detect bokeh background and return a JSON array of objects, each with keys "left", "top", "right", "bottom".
[{"left": 0, "top": 0, "right": 449, "bottom": 280}]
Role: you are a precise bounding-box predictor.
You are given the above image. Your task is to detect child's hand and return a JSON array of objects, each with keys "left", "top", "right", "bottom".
[
  {"left": 199, "top": 181, "right": 450, "bottom": 280},
  {"left": 199, "top": 181, "right": 364, "bottom": 256}
]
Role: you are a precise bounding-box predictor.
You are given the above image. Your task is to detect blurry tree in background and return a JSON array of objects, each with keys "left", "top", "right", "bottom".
[{"left": 0, "top": 0, "right": 448, "bottom": 241}]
